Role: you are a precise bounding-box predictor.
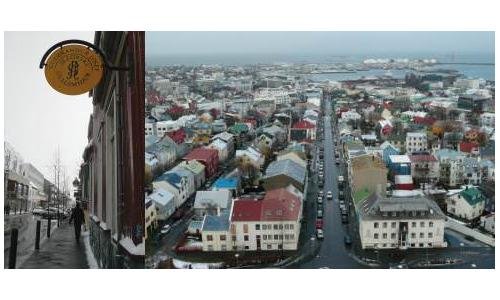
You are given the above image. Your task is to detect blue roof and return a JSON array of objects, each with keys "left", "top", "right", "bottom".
[
  {"left": 202, "top": 213, "right": 230, "bottom": 231},
  {"left": 213, "top": 178, "right": 239, "bottom": 189},
  {"left": 156, "top": 172, "right": 182, "bottom": 187}
]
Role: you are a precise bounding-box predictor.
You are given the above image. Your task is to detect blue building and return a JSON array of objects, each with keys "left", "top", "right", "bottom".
[
  {"left": 380, "top": 141, "right": 400, "bottom": 166},
  {"left": 212, "top": 177, "right": 240, "bottom": 196}
]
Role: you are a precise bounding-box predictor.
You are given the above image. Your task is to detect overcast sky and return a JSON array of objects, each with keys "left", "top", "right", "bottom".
[
  {"left": 5, "top": 31, "right": 94, "bottom": 185},
  {"left": 146, "top": 31, "right": 494, "bottom": 56}
]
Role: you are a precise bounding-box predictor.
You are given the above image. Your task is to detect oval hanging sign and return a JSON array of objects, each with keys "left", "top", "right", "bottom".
[{"left": 44, "top": 44, "right": 104, "bottom": 95}]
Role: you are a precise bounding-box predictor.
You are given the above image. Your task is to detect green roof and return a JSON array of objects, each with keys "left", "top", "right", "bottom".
[
  {"left": 460, "top": 187, "right": 485, "bottom": 206},
  {"left": 229, "top": 123, "right": 249, "bottom": 134}
]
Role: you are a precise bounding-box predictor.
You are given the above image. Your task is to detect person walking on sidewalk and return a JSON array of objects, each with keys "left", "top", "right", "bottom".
[{"left": 69, "top": 203, "right": 84, "bottom": 243}]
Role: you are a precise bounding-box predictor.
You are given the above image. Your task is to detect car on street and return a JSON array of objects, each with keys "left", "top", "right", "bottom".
[
  {"left": 317, "top": 196, "right": 323, "bottom": 204},
  {"left": 327, "top": 191, "right": 333, "bottom": 200},
  {"left": 319, "top": 190, "right": 323, "bottom": 197},
  {"left": 316, "top": 229, "right": 324, "bottom": 240},
  {"left": 160, "top": 224, "right": 171, "bottom": 235},
  {"left": 344, "top": 234, "right": 352, "bottom": 245},
  {"left": 339, "top": 190, "right": 345, "bottom": 200},
  {"left": 341, "top": 214, "right": 348, "bottom": 223},
  {"left": 316, "top": 219, "right": 323, "bottom": 229},
  {"left": 335, "top": 158, "right": 340, "bottom": 165},
  {"left": 317, "top": 210, "right": 323, "bottom": 218}
]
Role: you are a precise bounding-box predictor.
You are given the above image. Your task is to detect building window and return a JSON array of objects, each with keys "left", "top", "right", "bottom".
[
  {"left": 221, "top": 245, "right": 227, "bottom": 251},
  {"left": 244, "top": 246, "right": 249, "bottom": 250},
  {"left": 232, "top": 246, "right": 237, "bottom": 251},
  {"left": 267, "top": 244, "right": 272, "bottom": 250},
  {"left": 243, "top": 224, "right": 248, "bottom": 233},
  {"left": 290, "top": 224, "right": 294, "bottom": 230},
  {"left": 285, "top": 235, "right": 289, "bottom": 240},
  {"left": 391, "top": 233, "right": 396, "bottom": 239},
  {"left": 420, "top": 232, "right": 424, "bottom": 238},
  {"left": 382, "top": 243, "right": 387, "bottom": 248},
  {"left": 428, "top": 233, "right": 433, "bottom": 238},
  {"left": 263, "top": 235, "right": 267, "bottom": 240},
  {"left": 419, "top": 243, "right": 424, "bottom": 248},
  {"left": 273, "top": 224, "right": 278, "bottom": 230},
  {"left": 232, "top": 235, "right": 236, "bottom": 242},
  {"left": 220, "top": 235, "right": 226, "bottom": 241},
  {"left": 278, "top": 244, "right": 283, "bottom": 250},
  {"left": 420, "top": 221, "right": 425, "bottom": 228},
  {"left": 382, "top": 233, "right": 387, "bottom": 239},
  {"left": 391, "top": 222, "right": 396, "bottom": 228},
  {"left": 285, "top": 224, "right": 289, "bottom": 230},
  {"left": 255, "top": 224, "right": 260, "bottom": 230},
  {"left": 279, "top": 224, "right": 283, "bottom": 230},
  {"left": 290, "top": 234, "right": 295, "bottom": 240},
  {"left": 412, "top": 222, "right": 416, "bottom": 228},
  {"left": 244, "top": 235, "right": 249, "bottom": 241},
  {"left": 428, "top": 243, "right": 433, "bottom": 247},
  {"left": 374, "top": 233, "right": 379, "bottom": 239},
  {"left": 274, "top": 235, "right": 279, "bottom": 240},
  {"left": 411, "top": 233, "right": 416, "bottom": 238},
  {"left": 429, "top": 222, "right": 434, "bottom": 228},
  {"left": 262, "top": 224, "right": 267, "bottom": 230},
  {"left": 383, "top": 222, "right": 387, "bottom": 228},
  {"left": 207, "top": 235, "right": 213, "bottom": 241},
  {"left": 207, "top": 245, "right": 213, "bottom": 251},
  {"left": 374, "top": 222, "right": 379, "bottom": 228}
]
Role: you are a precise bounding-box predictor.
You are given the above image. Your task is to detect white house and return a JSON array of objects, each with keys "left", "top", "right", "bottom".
[
  {"left": 406, "top": 132, "right": 428, "bottom": 154},
  {"left": 446, "top": 186, "right": 485, "bottom": 221},
  {"left": 194, "top": 190, "right": 232, "bottom": 218},
  {"left": 208, "top": 139, "right": 229, "bottom": 162},
  {"left": 435, "top": 149, "right": 465, "bottom": 187},
  {"left": 358, "top": 194, "right": 447, "bottom": 250},
  {"left": 480, "top": 213, "right": 495, "bottom": 235},
  {"left": 153, "top": 172, "right": 189, "bottom": 209},
  {"left": 235, "top": 146, "right": 265, "bottom": 170},
  {"left": 147, "top": 188, "right": 176, "bottom": 221}
]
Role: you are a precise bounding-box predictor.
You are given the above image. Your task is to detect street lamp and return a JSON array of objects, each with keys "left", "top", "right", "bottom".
[{"left": 234, "top": 253, "right": 240, "bottom": 267}]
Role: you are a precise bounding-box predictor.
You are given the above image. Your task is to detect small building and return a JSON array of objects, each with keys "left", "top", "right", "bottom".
[
  {"left": 480, "top": 213, "right": 495, "bottom": 235},
  {"left": 194, "top": 190, "right": 232, "bottom": 218},
  {"left": 147, "top": 188, "right": 175, "bottom": 221},
  {"left": 290, "top": 120, "right": 316, "bottom": 142},
  {"left": 208, "top": 138, "right": 229, "bottom": 162},
  {"left": 388, "top": 155, "right": 412, "bottom": 176},
  {"left": 409, "top": 154, "right": 440, "bottom": 187},
  {"left": 405, "top": 132, "right": 428, "bottom": 154},
  {"left": 176, "top": 160, "right": 206, "bottom": 190},
  {"left": 262, "top": 159, "right": 307, "bottom": 193},
  {"left": 184, "top": 147, "right": 220, "bottom": 179},
  {"left": 446, "top": 187, "right": 485, "bottom": 221},
  {"left": 235, "top": 146, "right": 265, "bottom": 170},
  {"left": 435, "top": 149, "right": 465, "bottom": 188},
  {"left": 153, "top": 172, "right": 189, "bottom": 209}
]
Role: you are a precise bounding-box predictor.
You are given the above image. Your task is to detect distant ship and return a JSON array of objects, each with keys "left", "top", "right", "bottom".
[{"left": 311, "top": 69, "right": 356, "bottom": 74}]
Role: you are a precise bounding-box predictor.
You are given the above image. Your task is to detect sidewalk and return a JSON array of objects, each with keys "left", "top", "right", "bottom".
[{"left": 19, "top": 223, "right": 89, "bottom": 269}]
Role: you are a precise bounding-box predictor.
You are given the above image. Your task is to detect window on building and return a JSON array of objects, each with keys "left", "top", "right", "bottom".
[
  {"left": 420, "top": 221, "right": 425, "bottom": 228},
  {"left": 374, "top": 222, "right": 379, "bottom": 228},
  {"left": 244, "top": 235, "right": 249, "bottom": 241},
  {"left": 285, "top": 235, "right": 289, "bottom": 240},
  {"left": 232, "top": 235, "right": 236, "bottom": 242},
  {"left": 262, "top": 224, "right": 267, "bottom": 230},
  {"left": 411, "top": 233, "right": 416, "bottom": 238},
  {"left": 279, "top": 224, "right": 283, "bottom": 230},
  {"left": 243, "top": 224, "right": 249, "bottom": 233},
  {"left": 274, "top": 235, "right": 279, "bottom": 240},
  {"left": 273, "top": 224, "right": 278, "bottom": 230},
  {"left": 290, "top": 224, "right": 294, "bottom": 230},
  {"left": 221, "top": 245, "right": 227, "bottom": 251},
  {"left": 285, "top": 224, "right": 289, "bottom": 230},
  {"left": 207, "top": 245, "right": 213, "bottom": 251},
  {"left": 374, "top": 233, "right": 379, "bottom": 239},
  {"left": 278, "top": 244, "right": 283, "bottom": 250},
  {"left": 220, "top": 235, "right": 226, "bottom": 241},
  {"left": 263, "top": 235, "right": 267, "bottom": 240},
  {"left": 383, "top": 233, "right": 387, "bottom": 239},
  {"left": 391, "top": 222, "right": 396, "bottom": 228},
  {"left": 429, "top": 222, "right": 434, "bottom": 228},
  {"left": 232, "top": 246, "right": 237, "bottom": 251},
  {"left": 383, "top": 222, "right": 387, "bottom": 228},
  {"left": 391, "top": 233, "right": 396, "bottom": 239},
  {"left": 428, "top": 243, "right": 433, "bottom": 247},
  {"left": 428, "top": 232, "right": 433, "bottom": 238},
  {"left": 419, "top": 243, "right": 424, "bottom": 248},
  {"left": 412, "top": 222, "right": 416, "bottom": 228},
  {"left": 267, "top": 244, "right": 272, "bottom": 250},
  {"left": 255, "top": 224, "right": 260, "bottom": 230},
  {"left": 382, "top": 243, "right": 387, "bottom": 248},
  {"left": 244, "top": 246, "right": 249, "bottom": 250},
  {"left": 207, "top": 235, "right": 213, "bottom": 241},
  {"left": 420, "top": 232, "right": 424, "bottom": 238},
  {"left": 290, "top": 234, "right": 295, "bottom": 240}
]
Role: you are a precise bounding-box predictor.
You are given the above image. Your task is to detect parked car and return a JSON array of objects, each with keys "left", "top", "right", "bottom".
[
  {"left": 341, "top": 214, "right": 348, "bottom": 224},
  {"left": 344, "top": 234, "right": 352, "bottom": 245},
  {"left": 316, "top": 229, "right": 324, "bottom": 240},
  {"left": 317, "top": 196, "right": 323, "bottom": 204},
  {"left": 327, "top": 191, "right": 333, "bottom": 200},
  {"left": 339, "top": 190, "right": 345, "bottom": 200},
  {"left": 319, "top": 190, "right": 323, "bottom": 197},
  {"left": 317, "top": 210, "right": 323, "bottom": 218},
  {"left": 335, "top": 158, "right": 340, "bottom": 165},
  {"left": 160, "top": 224, "right": 171, "bottom": 235},
  {"left": 316, "top": 219, "right": 323, "bottom": 229}
]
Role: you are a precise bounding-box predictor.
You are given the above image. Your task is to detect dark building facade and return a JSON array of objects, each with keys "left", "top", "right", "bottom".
[{"left": 79, "top": 31, "right": 145, "bottom": 268}]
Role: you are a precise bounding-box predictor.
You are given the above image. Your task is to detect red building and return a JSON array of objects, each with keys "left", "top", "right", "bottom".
[
  {"left": 459, "top": 141, "right": 480, "bottom": 154},
  {"left": 184, "top": 147, "right": 219, "bottom": 178},
  {"left": 166, "top": 128, "right": 186, "bottom": 144},
  {"left": 290, "top": 119, "right": 316, "bottom": 142}
]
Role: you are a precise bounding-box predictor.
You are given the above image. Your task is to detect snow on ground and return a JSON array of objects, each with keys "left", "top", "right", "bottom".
[
  {"left": 119, "top": 237, "right": 145, "bottom": 256},
  {"left": 82, "top": 231, "right": 99, "bottom": 269},
  {"left": 172, "top": 258, "right": 224, "bottom": 269}
]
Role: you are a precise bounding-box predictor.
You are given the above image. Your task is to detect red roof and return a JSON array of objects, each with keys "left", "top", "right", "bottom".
[
  {"left": 261, "top": 188, "right": 301, "bottom": 221},
  {"left": 184, "top": 147, "right": 218, "bottom": 161},
  {"left": 292, "top": 119, "right": 315, "bottom": 130},
  {"left": 231, "top": 199, "right": 263, "bottom": 222},
  {"left": 414, "top": 116, "right": 436, "bottom": 126},
  {"left": 409, "top": 154, "right": 437, "bottom": 163},
  {"left": 459, "top": 141, "right": 479, "bottom": 153},
  {"left": 231, "top": 188, "right": 301, "bottom": 222},
  {"left": 166, "top": 128, "right": 186, "bottom": 144}
]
